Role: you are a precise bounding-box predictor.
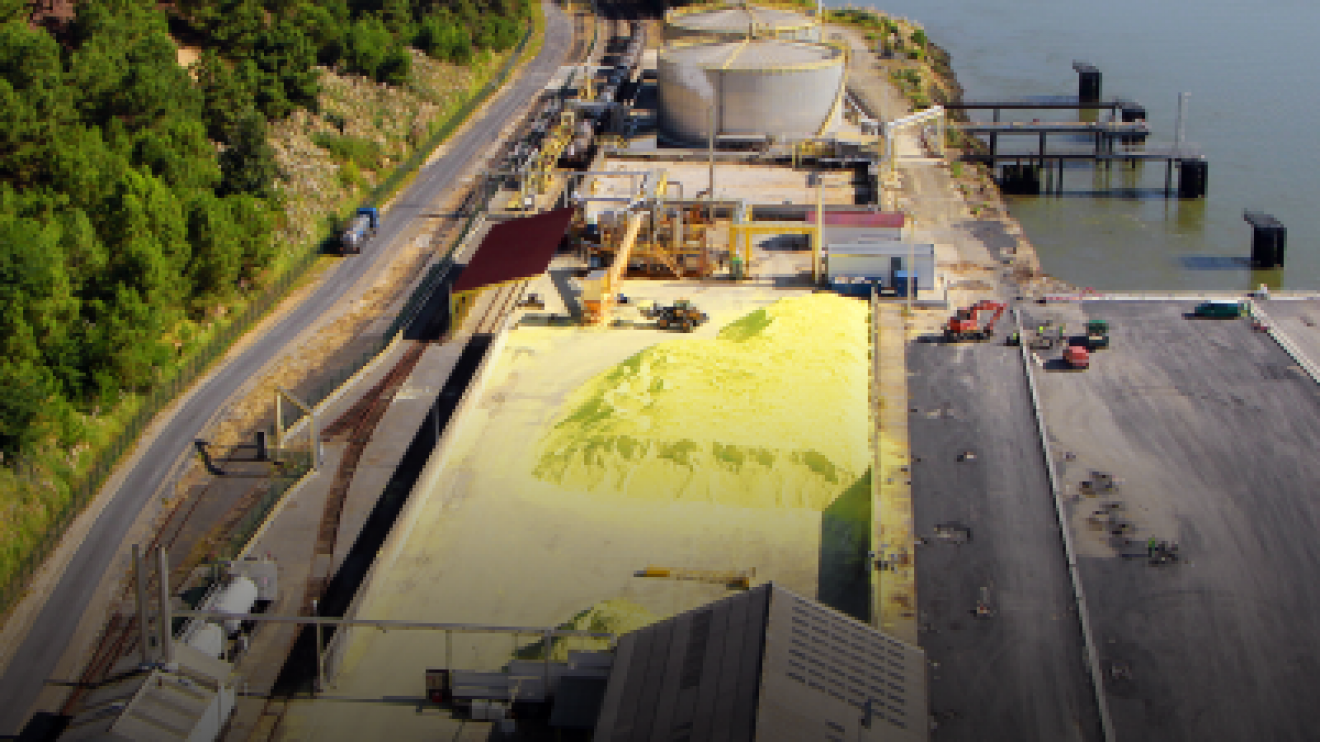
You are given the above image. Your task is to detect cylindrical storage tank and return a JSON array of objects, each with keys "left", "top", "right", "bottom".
[
  {"left": 185, "top": 622, "right": 226, "bottom": 659},
  {"left": 658, "top": 39, "right": 846, "bottom": 145},
  {"left": 210, "top": 575, "right": 258, "bottom": 634},
  {"left": 665, "top": 5, "right": 820, "bottom": 43}
]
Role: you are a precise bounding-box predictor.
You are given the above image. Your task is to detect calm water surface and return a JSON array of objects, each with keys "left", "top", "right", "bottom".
[{"left": 831, "top": 0, "right": 1320, "bottom": 289}]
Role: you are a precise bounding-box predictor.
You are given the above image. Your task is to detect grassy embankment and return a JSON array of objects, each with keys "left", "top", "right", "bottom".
[
  {"left": 826, "top": 6, "right": 1006, "bottom": 216},
  {"left": 0, "top": 5, "right": 544, "bottom": 621}
]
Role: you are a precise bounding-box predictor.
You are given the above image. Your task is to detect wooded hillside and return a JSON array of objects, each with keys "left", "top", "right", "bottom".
[{"left": 0, "top": 0, "right": 528, "bottom": 461}]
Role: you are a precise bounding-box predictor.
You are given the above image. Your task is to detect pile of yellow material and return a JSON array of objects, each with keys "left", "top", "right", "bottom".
[
  {"left": 529, "top": 599, "right": 660, "bottom": 661},
  {"left": 533, "top": 294, "right": 869, "bottom": 509}
]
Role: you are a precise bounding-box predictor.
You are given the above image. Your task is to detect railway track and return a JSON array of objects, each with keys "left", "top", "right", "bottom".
[{"left": 60, "top": 463, "right": 273, "bottom": 712}]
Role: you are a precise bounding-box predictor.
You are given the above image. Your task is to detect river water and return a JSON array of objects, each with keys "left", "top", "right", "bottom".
[{"left": 831, "top": 0, "right": 1320, "bottom": 290}]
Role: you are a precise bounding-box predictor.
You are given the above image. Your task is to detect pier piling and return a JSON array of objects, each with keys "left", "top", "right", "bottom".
[
  {"left": 1073, "top": 61, "right": 1102, "bottom": 102},
  {"left": 1244, "top": 211, "right": 1286, "bottom": 268}
]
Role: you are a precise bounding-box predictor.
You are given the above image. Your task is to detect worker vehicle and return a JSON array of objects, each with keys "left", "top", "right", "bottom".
[
  {"left": 945, "top": 300, "right": 1006, "bottom": 342},
  {"left": 1064, "top": 344, "right": 1090, "bottom": 369},
  {"left": 340, "top": 206, "right": 379, "bottom": 254},
  {"left": 1086, "top": 319, "right": 1110, "bottom": 349},
  {"left": 1192, "top": 300, "right": 1245, "bottom": 318},
  {"left": 646, "top": 299, "right": 708, "bottom": 332}
]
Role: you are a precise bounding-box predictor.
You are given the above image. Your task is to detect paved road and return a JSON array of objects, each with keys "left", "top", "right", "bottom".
[
  {"left": 908, "top": 331, "right": 1102, "bottom": 741},
  {"left": 1030, "top": 301, "right": 1320, "bottom": 741},
  {"left": 0, "top": 4, "right": 572, "bottom": 734}
]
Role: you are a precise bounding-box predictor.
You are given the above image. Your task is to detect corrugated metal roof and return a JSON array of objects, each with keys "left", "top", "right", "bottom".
[
  {"left": 550, "top": 676, "right": 610, "bottom": 729},
  {"left": 663, "top": 40, "right": 840, "bottom": 70},
  {"left": 593, "top": 583, "right": 928, "bottom": 741},
  {"left": 451, "top": 208, "right": 574, "bottom": 295},
  {"left": 671, "top": 6, "right": 815, "bottom": 32},
  {"left": 594, "top": 586, "right": 769, "bottom": 742}
]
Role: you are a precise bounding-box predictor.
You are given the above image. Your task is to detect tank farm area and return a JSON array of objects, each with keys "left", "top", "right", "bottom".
[{"left": 41, "top": 2, "right": 1320, "bottom": 741}]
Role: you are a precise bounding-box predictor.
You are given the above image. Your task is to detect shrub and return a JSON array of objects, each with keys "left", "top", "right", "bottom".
[{"left": 311, "top": 132, "right": 382, "bottom": 171}]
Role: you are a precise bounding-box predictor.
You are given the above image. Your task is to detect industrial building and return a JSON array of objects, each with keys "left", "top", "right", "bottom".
[{"left": 594, "top": 583, "right": 927, "bottom": 741}]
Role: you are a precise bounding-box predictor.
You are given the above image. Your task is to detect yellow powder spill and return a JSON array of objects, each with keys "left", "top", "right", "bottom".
[
  {"left": 522, "top": 599, "right": 660, "bottom": 660},
  {"left": 533, "top": 294, "right": 869, "bottom": 509}
]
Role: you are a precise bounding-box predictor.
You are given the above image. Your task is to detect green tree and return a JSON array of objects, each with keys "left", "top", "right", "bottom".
[
  {"left": 184, "top": 192, "right": 243, "bottom": 304},
  {"left": 0, "top": 360, "right": 57, "bottom": 458},
  {"left": 114, "top": 32, "right": 203, "bottom": 127},
  {"left": 86, "top": 284, "right": 171, "bottom": 389},
  {"left": 194, "top": 50, "right": 251, "bottom": 142},
  {"left": 344, "top": 16, "right": 392, "bottom": 79},
  {"left": 210, "top": 0, "right": 267, "bottom": 53},
  {"left": 378, "top": 43, "right": 411, "bottom": 86},
  {"left": 226, "top": 194, "right": 274, "bottom": 281},
  {"left": 219, "top": 110, "right": 279, "bottom": 199},
  {"left": 257, "top": 23, "right": 321, "bottom": 114},
  {"left": 132, "top": 117, "right": 221, "bottom": 192}
]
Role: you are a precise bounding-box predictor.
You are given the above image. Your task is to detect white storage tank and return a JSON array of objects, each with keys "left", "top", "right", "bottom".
[
  {"left": 184, "top": 622, "right": 226, "bottom": 659},
  {"left": 658, "top": 39, "right": 846, "bottom": 145},
  {"left": 210, "top": 575, "right": 259, "bottom": 634},
  {"left": 664, "top": 4, "right": 820, "bottom": 43}
]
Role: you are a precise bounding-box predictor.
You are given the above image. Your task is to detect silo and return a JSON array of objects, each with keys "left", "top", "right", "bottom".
[
  {"left": 658, "top": 39, "right": 846, "bottom": 144},
  {"left": 664, "top": 4, "right": 821, "bottom": 43}
]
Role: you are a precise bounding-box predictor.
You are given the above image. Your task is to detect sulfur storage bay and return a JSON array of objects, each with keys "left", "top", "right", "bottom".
[{"left": 832, "top": 0, "right": 1320, "bottom": 290}]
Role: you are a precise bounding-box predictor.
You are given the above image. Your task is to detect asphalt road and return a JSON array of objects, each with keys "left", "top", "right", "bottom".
[
  {"left": 908, "top": 331, "right": 1102, "bottom": 741},
  {"left": 0, "top": 4, "right": 572, "bottom": 734},
  {"left": 1029, "top": 301, "right": 1320, "bottom": 741}
]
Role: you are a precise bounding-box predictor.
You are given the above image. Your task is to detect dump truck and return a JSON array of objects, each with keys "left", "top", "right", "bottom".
[
  {"left": 1086, "top": 319, "right": 1110, "bottom": 349},
  {"left": 1193, "top": 300, "right": 1245, "bottom": 318},
  {"left": 340, "top": 206, "right": 379, "bottom": 254},
  {"left": 647, "top": 298, "right": 708, "bottom": 332},
  {"left": 945, "top": 300, "right": 1007, "bottom": 342},
  {"left": 1064, "top": 344, "right": 1090, "bottom": 369}
]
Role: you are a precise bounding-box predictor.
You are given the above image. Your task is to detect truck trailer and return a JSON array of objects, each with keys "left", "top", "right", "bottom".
[{"left": 341, "top": 206, "right": 380, "bottom": 255}]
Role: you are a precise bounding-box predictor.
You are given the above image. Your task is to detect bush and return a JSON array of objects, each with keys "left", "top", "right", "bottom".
[
  {"left": 343, "top": 16, "right": 392, "bottom": 79},
  {"left": 311, "top": 132, "right": 382, "bottom": 171}
]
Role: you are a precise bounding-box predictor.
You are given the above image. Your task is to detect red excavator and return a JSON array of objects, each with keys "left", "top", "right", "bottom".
[{"left": 945, "top": 300, "right": 1007, "bottom": 342}]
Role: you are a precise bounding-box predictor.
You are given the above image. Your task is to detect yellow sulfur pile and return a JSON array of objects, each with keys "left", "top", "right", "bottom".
[
  {"left": 533, "top": 294, "right": 869, "bottom": 510},
  {"left": 524, "top": 599, "right": 660, "bottom": 661}
]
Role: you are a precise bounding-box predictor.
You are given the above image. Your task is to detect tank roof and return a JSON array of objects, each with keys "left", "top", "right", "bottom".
[
  {"left": 661, "top": 39, "right": 842, "bottom": 70},
  {"left": 668, "top": 5, "right": 818, "bottom": 33}
]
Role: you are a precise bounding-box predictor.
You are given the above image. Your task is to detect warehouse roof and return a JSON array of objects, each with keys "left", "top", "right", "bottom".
[
  {"left": 592, "top": 583, "right": 928, "bottom": 742},
  {"left": 452, "top": 207, "right": 575, "bottom": 295}
]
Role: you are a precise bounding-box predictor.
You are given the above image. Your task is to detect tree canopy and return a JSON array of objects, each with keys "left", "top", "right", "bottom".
[{"left": 0, "top": 0, "right": 529, "bottom": 459}]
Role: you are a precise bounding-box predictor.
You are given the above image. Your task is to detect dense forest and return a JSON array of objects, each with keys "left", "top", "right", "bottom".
[{"left": 0, "top": 0, "right": 529, "bottom": 461}]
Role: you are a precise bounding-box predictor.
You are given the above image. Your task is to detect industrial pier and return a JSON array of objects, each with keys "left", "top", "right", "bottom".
[{"left": 27, "top": 2, "right": 1320, "bottom": 742}]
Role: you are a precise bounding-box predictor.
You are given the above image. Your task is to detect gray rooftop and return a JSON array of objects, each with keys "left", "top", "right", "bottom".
[
  {"left": 669, "top": 6, "right": 817, "bottom": 33},
  {"left": 593, "top": 583, "right": 927, "bottom": 741},
  {"left": 662, "top": 40, "right": 841, "bottom": 70}
]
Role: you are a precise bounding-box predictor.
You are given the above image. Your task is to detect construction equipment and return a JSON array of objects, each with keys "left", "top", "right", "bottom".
[
  {"left": 644, "top": 298, "right": 709, "bottom": 332},
  {"left": 945, "top": 300, "right": 1006, "bottom": 342},
  {"left": 638, "top": 566, "right": 755, "bottom": 590},
  {"left": 340, "top": 206, "right": 379, "bottom": 254},
  {"left": 1029, "top": 321, "right": 1066, "bottom": 350},
  {"left": 1086, "top": 319, "right": 1110, "bottom": 349},
  {"left": 1064, "top": 344, "right": 1090, "bottom": 369}
]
